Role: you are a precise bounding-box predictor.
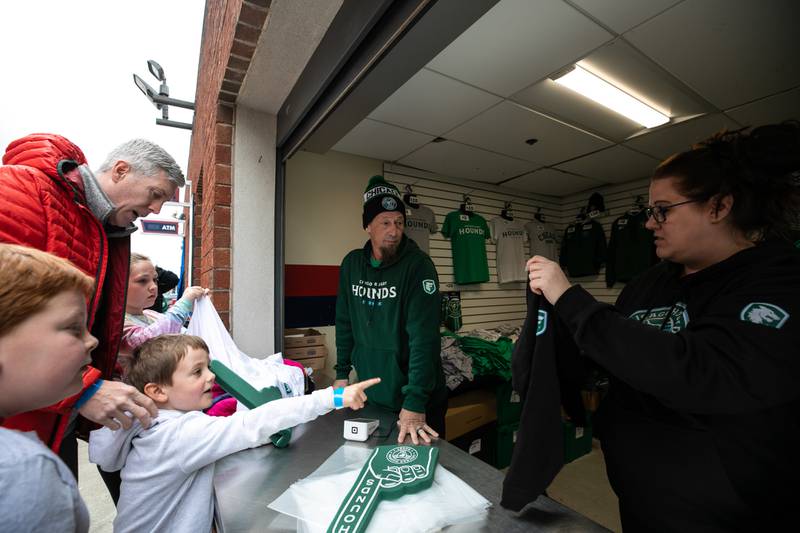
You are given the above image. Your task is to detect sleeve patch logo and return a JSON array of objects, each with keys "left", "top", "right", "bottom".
[
  {"left": 422, "top": 279, "right": 436, "bottom": 294},
  {"left": 629, "top": 303, "right": 688, "bottom": 333},
  {"left": 740, "top": 302, "right": 789, "bottom": 329},
  {"left": 536, "top": 309, "right": 548, "bottom": 336}
]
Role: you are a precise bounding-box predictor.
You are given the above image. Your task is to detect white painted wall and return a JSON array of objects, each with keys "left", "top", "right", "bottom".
[
  {"left": 232, "top": 106, "right": 277, "bottom": 356},
  {"left": 285, "top": 149, "right": 383, "bottom": 265}
]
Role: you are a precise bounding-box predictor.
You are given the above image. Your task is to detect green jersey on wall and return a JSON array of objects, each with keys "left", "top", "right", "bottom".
[{"left": 441, "top": 210, "right": 490, "bottom": 284}]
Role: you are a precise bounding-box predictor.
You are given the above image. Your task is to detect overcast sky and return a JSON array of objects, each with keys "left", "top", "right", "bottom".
[{"left": 0, "top": 0, "right": 204, "bottom": 179}]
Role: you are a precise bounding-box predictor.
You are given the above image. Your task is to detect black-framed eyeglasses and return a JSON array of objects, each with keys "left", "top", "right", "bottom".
[{"left": 645, "top": 199, "right": 698, "bottom": 223}]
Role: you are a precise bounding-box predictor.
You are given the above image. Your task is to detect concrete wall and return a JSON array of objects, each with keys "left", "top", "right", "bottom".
[{"left": 232, "top": 106, "right": 277, "bottom": 355}]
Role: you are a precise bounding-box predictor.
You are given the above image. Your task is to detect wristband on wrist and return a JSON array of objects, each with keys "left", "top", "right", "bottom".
[
  {"left": 333, "top": 388, "right": 344, "bottom": 409},
  {"left": 74, "top": 379, "right": 104, "bottom": 411}
]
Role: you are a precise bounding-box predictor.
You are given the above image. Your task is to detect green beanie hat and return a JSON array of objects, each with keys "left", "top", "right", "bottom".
[{"left": 362, "top": 175, "right": 405, "bottom": 228}]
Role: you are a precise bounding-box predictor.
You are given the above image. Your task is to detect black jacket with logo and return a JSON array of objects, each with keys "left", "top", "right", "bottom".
[
  {"left": 501, "top": 286, "right": 588, "bottom": 512},
  {"left": 555, "top": 242, "right": 800, "bottom": 530},
  {"left": 605, "top": 209, "right": 656, "bottom": 287},
  {"left": 559, "top": 218, "right": 607, "bottom": 277}
]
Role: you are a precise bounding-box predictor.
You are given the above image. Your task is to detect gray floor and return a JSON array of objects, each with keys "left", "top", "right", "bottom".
[
  {"left": 78, "top": 438, "right": 620, "bottom": 533},
  {"left": 547, "top": 440, "right": 622, "bottom": 532},
  {"left": 77, "top": 440, "right": 116, "bottom": 533}
]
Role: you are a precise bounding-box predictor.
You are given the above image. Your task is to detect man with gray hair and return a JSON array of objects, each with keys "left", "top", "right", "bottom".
[
  {"left": 94, "top": 138, "right": 185, "bottom": 228},
  {"left": 0, "top": 133, "right": 184, "bottom": 492}
]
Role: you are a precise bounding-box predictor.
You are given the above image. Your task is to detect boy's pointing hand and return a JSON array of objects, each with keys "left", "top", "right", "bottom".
[{"left": 343, "top": 377, "right": 381, "bottom": 410}]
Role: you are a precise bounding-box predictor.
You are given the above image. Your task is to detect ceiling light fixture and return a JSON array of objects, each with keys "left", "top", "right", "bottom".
[{"left": 552, "top": 65, "right": 669, "bottom": 129}]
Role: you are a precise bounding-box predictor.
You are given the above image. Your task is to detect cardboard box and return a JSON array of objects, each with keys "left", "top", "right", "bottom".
[
  {"left": 283, "top": 345, "right": 328, "bottom": 360},
  {"left": 283, "top": 345, "right": 327, "bottom": 372},
  {"left": 283, "top": 328, "right": 326, "bottom": 348},
  {"left": 293, "top": 355, "right": 326, "bottom": 371},
  {"left": 581, "top": 390, "right": 601, "bottom": 412},
  {"left": 445, "top": 388, "right": 497, "bottom": 440}
]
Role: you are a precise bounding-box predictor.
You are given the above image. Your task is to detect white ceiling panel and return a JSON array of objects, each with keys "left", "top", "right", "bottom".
[
  {"left": 332, "top": 119, "right": 434, "bottom": 162},
  {"left": 446, "top": 101, "right": 611, "bottom": 165},
  {"left": 556, "top": 145, "right": 659, "bottom": 182},
  {"left": 625, "top": 0, "right": 800, "bottom": 110},
  {"left": 367, "top": 69, "right": 502, "bottom": 136},
  {"left": 569, "top": 0, "right": 682, "bottom": 34},
  {"left": 397, "top": 141, "right": 537, "bottom": 183},
  {"left": 624, "top": 113, "right": 742, "bottom": 160},
  {"left": 426, "top": 0, "right": 612, "bottom": 97},
  {"left": 513, "top": 39, "right": 712, "bottom": 142},
  {"left": 725, "top": 87, "right": 800, "bottom": 128},
  {"left": 504, "top": 168, "right": 602, "bottom": 196},
  {"left": 581, "top": 39, "right": 711, "bottom": 120},
  {"left": 513, "top": 78, "right": 644, "bottom": 142}
]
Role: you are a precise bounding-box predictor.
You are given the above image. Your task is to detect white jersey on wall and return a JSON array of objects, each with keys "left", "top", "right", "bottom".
[
  {"left": 405, "top": 204, "right": 438, "bottom": 254},
  {"left": 489, "top": 217, "right": 527, "bottom": 283},
  {"left": 525, "top": 220, "right": 559, "bottom": 261}
]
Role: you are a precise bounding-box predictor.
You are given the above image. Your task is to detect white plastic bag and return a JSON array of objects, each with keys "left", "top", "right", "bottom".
[
  {"left": 186, "top": 298, "right": 304, "bottom": 398},
  {"left": 268, "top": 444, "right": 491, "bottom": 532}
]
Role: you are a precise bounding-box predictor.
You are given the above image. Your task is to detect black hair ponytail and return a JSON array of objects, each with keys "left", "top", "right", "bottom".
[{"left": 653, "top": 120, "right": 800, "bottom": 241}]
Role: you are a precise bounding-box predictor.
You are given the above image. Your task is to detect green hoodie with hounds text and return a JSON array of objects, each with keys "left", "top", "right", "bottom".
[{"left": 335, "top": 235, "right": 445, "bottom": 413}]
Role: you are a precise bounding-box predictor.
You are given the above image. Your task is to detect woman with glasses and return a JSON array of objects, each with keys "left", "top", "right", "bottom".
[{"left": 527, "top": 120, "right": 800, "bottom": 531}]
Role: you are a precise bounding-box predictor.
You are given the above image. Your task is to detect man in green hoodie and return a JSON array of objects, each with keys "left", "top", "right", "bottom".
[{"left": 334, "top": 175, "right": 447, "bottom": 445}]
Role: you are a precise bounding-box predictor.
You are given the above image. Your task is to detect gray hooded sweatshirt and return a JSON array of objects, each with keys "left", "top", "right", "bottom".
[{"left": 89, "top": 388, "right": 335, "bottom": 533}]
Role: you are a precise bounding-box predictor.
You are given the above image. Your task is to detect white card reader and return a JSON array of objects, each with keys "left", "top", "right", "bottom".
[{"left": 343, "top": 418, "right": 379, "bottom": 441}]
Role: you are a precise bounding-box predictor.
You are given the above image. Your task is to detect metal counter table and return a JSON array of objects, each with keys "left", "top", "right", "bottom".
[{"left": 213, "top": 405, "right": 609, "bottom": 532}]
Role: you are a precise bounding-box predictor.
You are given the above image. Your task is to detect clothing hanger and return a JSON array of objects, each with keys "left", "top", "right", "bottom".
[
  {"left": 501, "top": 201, "right": 514, "bottom": 221},
  {"left": 403, "top": 184, "right": 419, "bottom": 208},
  {"left": 459, "top": 194, "right": 474, "bottom": 214},
  {"left": 628, "top": 194, "right": 645, "bottom": 215}
]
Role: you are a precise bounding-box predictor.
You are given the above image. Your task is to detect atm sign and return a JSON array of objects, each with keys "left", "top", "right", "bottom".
[{"left": 141, "top": 220, "right": 179, "bottom": 235}]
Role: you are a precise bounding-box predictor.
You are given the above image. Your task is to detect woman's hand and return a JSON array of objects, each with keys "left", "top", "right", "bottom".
[
  {"left": 341, "top": 377, "right": 381, "bottom": 410},
  {"left": 526, "top": 255, "right": 572, "bottom": 305}
]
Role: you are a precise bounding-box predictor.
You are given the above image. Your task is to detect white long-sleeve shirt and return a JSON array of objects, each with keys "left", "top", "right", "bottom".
[
  {"left": 89, "top": 387, "right": 335, "bottom": 533},
  {"left": 0, "top": 428, "right": 89, "bottom": 533}
]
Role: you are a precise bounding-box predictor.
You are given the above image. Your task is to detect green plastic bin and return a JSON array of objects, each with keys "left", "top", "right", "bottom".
[
  {"left": 563, "top": 417, "right": 592, "bottom": 463},
  {"left": 493, "top": 422, "right": 519, "bottom": 470},
  {"left": 495, "top": 381, "right": 522, "bottom": 426}
]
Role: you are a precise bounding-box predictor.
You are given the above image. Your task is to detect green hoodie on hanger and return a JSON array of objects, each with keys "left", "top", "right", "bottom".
[{"left": 335, "top": 235, "right": 445, "bottom": 413}]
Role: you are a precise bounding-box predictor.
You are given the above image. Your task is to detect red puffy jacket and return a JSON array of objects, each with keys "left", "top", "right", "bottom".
[{"left": 0, "top": 134, "right": 130, "bottom": 451}]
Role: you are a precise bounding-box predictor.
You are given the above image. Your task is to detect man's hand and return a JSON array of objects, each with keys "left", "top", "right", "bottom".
[
  {"left": 332, "top": 379, "right": 349, "bottom": 389},
  {"left": 397, "top": 408, "right": 439, "bottom": 446},
  {"left": 78, "top": 380, "right": 158, "bottom": 430},
  {"left": 342, "top": 378, "right": 381, "bottom": 410},
  {"left": 526, "top": 255, "right": 572, "bottom": 305}
]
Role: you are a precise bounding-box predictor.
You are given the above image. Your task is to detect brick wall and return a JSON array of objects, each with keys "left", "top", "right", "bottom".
[{"left": 187, "top": 0, "right": 270, "bottom": 328}]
